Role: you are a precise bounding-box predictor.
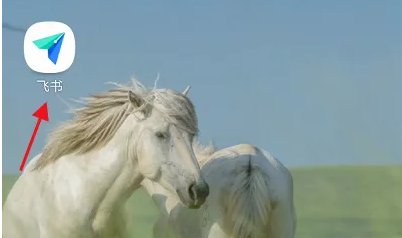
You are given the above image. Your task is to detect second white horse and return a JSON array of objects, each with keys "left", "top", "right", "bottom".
[{"left": 142, "top": 142, "right": 296, "bottom": 238}]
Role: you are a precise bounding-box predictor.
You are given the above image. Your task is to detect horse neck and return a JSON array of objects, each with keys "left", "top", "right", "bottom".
[
  {"left": 91, "top": 118, "right": 144, "bottom": 228},
  {"left": 98, "top": 115, "right": 143, "bottom": 195}
]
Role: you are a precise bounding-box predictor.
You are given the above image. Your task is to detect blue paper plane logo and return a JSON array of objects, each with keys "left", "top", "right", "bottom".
[
  {"left": 24, "top": 21, "right": 75, "bottom": 73},
  {"left": 33, "top": 32, "right": 65, "bottom": 65}
]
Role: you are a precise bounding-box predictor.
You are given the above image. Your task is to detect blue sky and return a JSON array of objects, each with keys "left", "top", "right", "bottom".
[{"left": 2, "top": 0, "right": 401, "bottom": 173}]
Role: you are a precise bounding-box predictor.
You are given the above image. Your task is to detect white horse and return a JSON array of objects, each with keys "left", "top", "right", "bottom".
[
  {"left": 2, "top": 80, "right": 209, "bottom": 238},
  {"left": 142, "top": 142, "right": 296, "bottom": 238}
]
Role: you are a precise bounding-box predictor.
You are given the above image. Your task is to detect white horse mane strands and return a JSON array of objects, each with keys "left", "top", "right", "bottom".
[{"left": 33, "top": 77, "right": 199, "bottom": 170}]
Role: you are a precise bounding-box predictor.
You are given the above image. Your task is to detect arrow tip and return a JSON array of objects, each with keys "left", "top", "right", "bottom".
[{"left": 33, "top": 102, "right": 49, "bottom": 121}]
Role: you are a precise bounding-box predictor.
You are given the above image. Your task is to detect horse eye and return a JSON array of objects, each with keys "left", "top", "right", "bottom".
[{"left": 155, "top": 132, "right": 167, "bottom": 139}]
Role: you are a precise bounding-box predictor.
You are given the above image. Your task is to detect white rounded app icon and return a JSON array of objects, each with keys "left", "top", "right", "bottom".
[{"left": 24, "top": 21, "right": 75, "bottom": 74}]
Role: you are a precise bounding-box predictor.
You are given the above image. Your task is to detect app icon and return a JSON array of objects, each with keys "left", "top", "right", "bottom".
[{"left": 24, "top": 22, "right": 75, "bottom": 73}]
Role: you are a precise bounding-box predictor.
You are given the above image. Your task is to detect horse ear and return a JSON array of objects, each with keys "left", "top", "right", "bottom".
[
  {"left": 128, "top": 91, "right": 145, "bottom": 108},
  {"left": 182, "top": 86, "right": 191, "bottom": 97}
]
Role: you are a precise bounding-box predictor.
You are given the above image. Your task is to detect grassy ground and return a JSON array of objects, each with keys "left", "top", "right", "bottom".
[{"left": 3, "top": 166, "right": 402, "bottom": 238}]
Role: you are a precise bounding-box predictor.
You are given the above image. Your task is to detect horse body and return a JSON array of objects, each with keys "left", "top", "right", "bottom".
[
  {"left": 143, "top": 143, "right": 296, "bottom": 238},
  {"left": 3, "top": 80, "right": 209, "bottom": 238},
  {"left": 3, "top": 147, "right": 135, "bottom": 238}
]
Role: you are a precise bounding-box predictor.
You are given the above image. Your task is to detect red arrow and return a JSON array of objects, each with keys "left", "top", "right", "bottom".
[{"left": 19, "top": 102, "right": 49, "bottom": 171}]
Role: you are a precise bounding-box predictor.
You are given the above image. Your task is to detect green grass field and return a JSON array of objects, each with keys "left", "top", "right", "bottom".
[{"left": 3, "top": 166, "right": 402, "bottom": 238}]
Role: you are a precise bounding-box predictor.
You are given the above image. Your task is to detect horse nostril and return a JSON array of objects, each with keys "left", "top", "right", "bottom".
[
  {"left": 188, "top": 182, "right": 197, "bottom": 201},
  {"left": 188, "top": 181, "right": 209, "bottom": 203},
  {"left": 197, "top": 181, "right": 209, "bottom": 199},
  {"left": 203, "top": 182, "right": 210, "bottom": 198}
]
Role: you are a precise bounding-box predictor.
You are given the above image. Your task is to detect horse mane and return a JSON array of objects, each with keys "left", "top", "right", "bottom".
[
  {"left": 192, "top": 138, "right": 216, "bottom": 166},
  {"left": 33, "top": 78, "right": 199, "bottom": 170}
]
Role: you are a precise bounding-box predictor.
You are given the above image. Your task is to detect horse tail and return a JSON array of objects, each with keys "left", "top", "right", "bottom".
[{"left": 226, "top": 151, "right": 271, "bottom": 238}]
